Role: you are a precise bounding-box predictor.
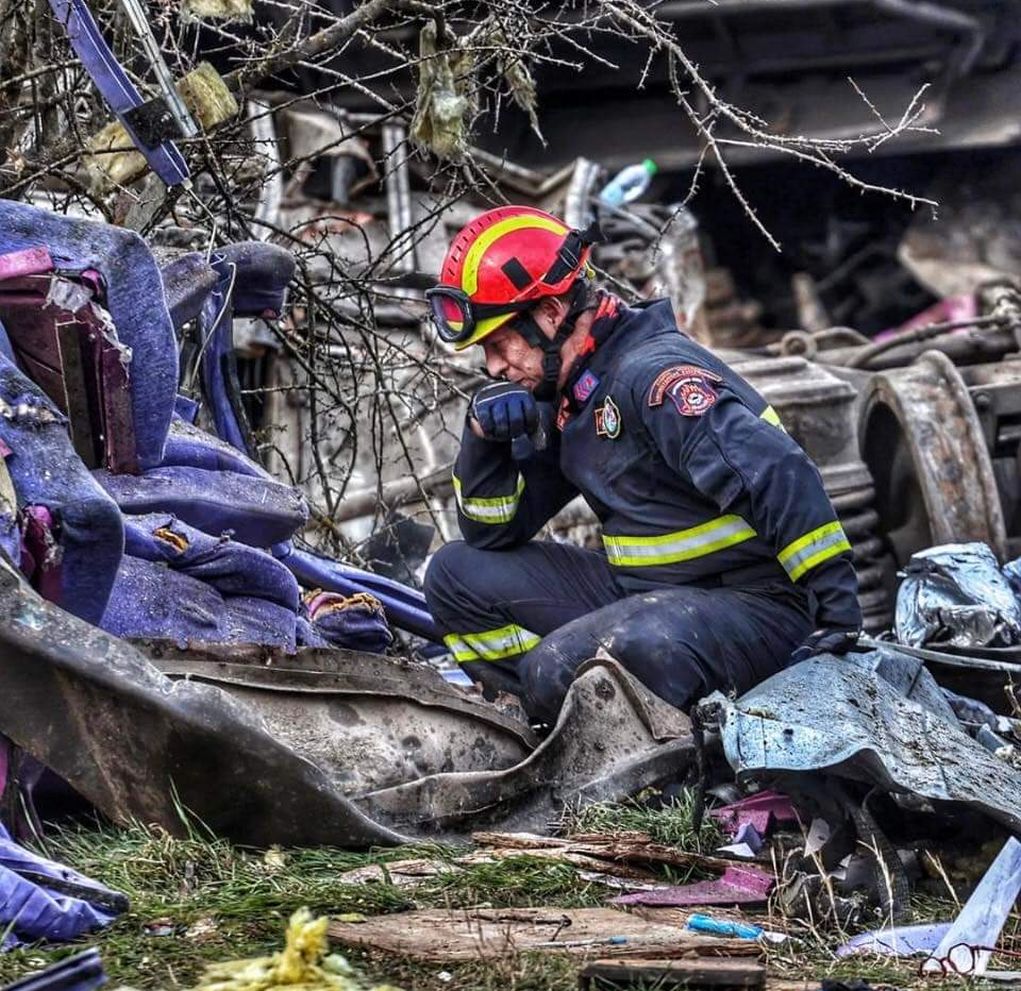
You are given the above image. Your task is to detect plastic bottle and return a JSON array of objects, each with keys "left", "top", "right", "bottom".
[{"left": 598, "top": 158, "right": 658, "bottom": 208}]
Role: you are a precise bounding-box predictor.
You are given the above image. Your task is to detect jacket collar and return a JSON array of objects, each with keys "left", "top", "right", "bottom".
[{"left": 562, "top": 295, "right": 676, "bottom": 411}]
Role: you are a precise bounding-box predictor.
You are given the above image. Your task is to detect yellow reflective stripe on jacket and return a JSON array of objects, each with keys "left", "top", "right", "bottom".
[
  {"left": 461, "top": 215, "right": 567, "bottom": 296},
  {"left": 778, "top": 521, "right": 851, "bottom": 581},
  {"left": 760, "top": 405, "right": 783, "bottom": 428},
  {"left": 602, "top": 514, "right": 756, "bottom": 568},
  {"left": 452, "top": 473, "right": 524, "bottom": 524},
  {"left": 443, "top": 623, "right": 542, "bottom": 664}
]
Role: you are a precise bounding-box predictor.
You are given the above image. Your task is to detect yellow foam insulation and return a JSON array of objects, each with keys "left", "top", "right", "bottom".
[
  {"left": 85, "top": 62, "right": 238, "bottom": 189},
  {"left": 191, "top": 908, "right": 400, "bottom": 991},
  {"left": 181, "top": 0, "right": 252, "bottom": 23}
]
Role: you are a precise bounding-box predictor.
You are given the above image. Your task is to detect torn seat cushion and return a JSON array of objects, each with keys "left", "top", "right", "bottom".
[
  {"left": 159, "top": 252, "right": 219, "bottom": 331},
  {"left": 0, "top": 822, "right": 124, "bottom": 947},
  {"left": 217, "top": 241, "right": 295, "bottom": 318},
  {"left": 123, "top": 513, "right": 299, "bottom": 610},
  {"left": 0, "top": 203, "right": 179, "bottom": 469},
  {"left": 161, "top": 415, "right": 277, "bottom": 480},
  {"left": 94, "top": 465, "right": 308, "bottom": 548},
  {"left": 304, "top": 590, "right": 393, "bottom": 653},
  {"left": 0, "top": 353, "right": 122, "bottom": 625},
  {"left": 101, "top": 555, "right": 296, "bottom": 650}
]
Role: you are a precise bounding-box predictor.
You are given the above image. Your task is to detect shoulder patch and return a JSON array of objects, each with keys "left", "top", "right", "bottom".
[{"left": 648, "top": 364, "right": 721, "bottom": 417}]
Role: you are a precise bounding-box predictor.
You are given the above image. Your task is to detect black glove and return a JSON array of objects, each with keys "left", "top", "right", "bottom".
[
  {"left": 470, "top": 382, "right": 539, "bottom": 442},
  {"left": 790, "top": 628, "right": 860, "bottom": 663}
]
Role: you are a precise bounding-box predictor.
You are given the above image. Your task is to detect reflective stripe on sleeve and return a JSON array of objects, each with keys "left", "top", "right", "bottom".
[
  {"left": 602, "top": 514, "right": 757, "bottom": 568},
  {"left": 760, "top": 405, "right": 784, "bottom": 429},
  {"left": 778, "top": 520, "right": 852, "bottom": 581},
  {"left": 443, "top": 623, "right": 542, "bottom": 663},
  {"left": 452, "top": 473, "right": 524, "bottom": 524}
]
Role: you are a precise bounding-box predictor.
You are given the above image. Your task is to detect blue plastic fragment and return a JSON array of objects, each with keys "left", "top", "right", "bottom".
[
  {"left": 1, "top": 948, "right": 106, "bottom": 991},
  {"left": 0, "top": 824, "right": 126, "bottom": 949}
]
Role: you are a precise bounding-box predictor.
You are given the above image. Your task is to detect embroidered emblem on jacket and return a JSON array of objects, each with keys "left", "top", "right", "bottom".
[{"left": 595, "top": 395, "right": 622, "bottom": 438}]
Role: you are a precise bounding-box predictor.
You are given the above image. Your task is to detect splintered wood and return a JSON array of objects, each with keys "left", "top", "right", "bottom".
[
  {"left": 327, "top": 907, "right": 762, "bottom": 962},
  {"left": 579, "top": 957, "right": 767, "bottom": 990}
]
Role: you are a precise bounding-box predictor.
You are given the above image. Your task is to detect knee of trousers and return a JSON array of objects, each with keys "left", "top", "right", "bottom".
[
  {"left": 423, "top": 540, "right": 494, "bottom": 630},
  {"left": 520, "top": 645, "right": 580, "bottom": 726}
]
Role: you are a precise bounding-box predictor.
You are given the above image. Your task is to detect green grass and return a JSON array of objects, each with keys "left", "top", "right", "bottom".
[
  {"left": 0, "top": 798, "right": 1009, "bottom": 991},
  {"left": 563, "top": 790, "right": 725, "bottom": 852},
  {"left": 419, "top": 855, "right": 609, "bottom": 909},
  {"left": 0, "top": 818, "right": 616, "bottom": 990}
]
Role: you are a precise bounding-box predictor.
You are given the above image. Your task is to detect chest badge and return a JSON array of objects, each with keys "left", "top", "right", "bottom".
[
  {"left": 595, "top": 395, "right": 622, "bottom": 439},
  {"left": 572, "top": 369, "right": 600, "bottom": 404}
]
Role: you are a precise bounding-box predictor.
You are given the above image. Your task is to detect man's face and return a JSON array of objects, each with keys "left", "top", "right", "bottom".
[
  {"left": 480, "top": 321, "right": 545, "bottom": 389},
  {"left": 479, "top": 299, "right": 564, "bottom": 391}
]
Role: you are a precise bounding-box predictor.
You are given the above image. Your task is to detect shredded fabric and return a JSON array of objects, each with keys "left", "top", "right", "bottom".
[
  {"left": 489, "top": 27, "right": 544, "bottom": 145},
  {"left": 410, "top": 23, "right": 476, "bottom": 162}
]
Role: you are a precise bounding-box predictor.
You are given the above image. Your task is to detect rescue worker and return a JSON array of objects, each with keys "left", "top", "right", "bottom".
[{"left": 424, "top": 205, "right": 861, "bottom": 724}]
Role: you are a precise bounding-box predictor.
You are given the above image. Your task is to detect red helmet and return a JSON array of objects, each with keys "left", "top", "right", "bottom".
[{"left": 427, "top": 206, "right": 596, "bottom": 350}]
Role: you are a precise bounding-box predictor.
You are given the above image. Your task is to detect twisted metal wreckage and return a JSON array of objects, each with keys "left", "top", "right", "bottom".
[
  {"left": 2, "top": 178, "right": 1021, "bottom": 853},
  {"left": 5, "top": 33, "right": 1021, "bottom": 846}
]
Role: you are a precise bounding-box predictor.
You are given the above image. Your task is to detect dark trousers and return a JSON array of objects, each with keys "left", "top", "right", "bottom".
[{"left": 424, "top": 540, "right": 814, "bottom": 724}]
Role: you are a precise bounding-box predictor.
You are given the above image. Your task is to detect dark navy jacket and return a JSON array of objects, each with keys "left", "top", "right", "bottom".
[{"left": 452, "top": 297, "right": 861, "bottom": 630}]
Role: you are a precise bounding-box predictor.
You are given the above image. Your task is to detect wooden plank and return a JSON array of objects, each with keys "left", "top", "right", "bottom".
[
  {"left": 579, "top": 957, "right": 766, "bottom": 990},
  {"left": 327, "top": 908, "right": 763, "bottom": 963}
]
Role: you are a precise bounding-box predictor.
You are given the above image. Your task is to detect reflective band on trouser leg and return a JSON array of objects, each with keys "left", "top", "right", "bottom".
[
  {"left": 602, "top": 514, "right": 757, "bottom": 568},
  {"left": 778, "top": 520, "right": 852, "bottom": 581},
  {"left": 444, "top": 623, "right": 542, "bottom": 663},
  {"left": 452, "top": 473, "right": 524, "bottom": 524}
]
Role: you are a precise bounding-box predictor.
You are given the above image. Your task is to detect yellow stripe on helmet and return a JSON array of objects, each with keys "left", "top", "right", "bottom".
[{"left": 461, "top": 214, "right": 568, "bottom": 298}]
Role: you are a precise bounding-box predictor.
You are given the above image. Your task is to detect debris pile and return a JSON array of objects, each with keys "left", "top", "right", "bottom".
[{"left": 4, "top": 0, "right": 1021, "bottom": 987}]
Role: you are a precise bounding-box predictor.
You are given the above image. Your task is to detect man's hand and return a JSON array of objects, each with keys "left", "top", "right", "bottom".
[
  {"left": 470, "top": 382, "right": 539, "bottom": 442},
  {"left": 790, "top": 628, "right": 860, "bottom": 663}
]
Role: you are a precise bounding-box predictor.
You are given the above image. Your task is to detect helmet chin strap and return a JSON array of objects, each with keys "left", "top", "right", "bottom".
[{"left": 511, "top": 281, "right": 596, "bottom": 401}]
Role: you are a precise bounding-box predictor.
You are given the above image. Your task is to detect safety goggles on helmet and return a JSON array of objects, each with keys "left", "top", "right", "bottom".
[{"left": 425, "top": 287, "right": 534, "bottom": 345}]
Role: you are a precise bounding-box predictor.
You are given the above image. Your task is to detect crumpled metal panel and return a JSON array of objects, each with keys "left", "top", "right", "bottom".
[
  {"left": 0, "top": 557, "right": 405, "bottom": 848},
  {"left": 0, "top": 549, "right": 693, "bottom": 844},
  {"left": 358, "top": 656, "right": 693, "bottom": 835},
  {"left": 151, "top": 646, "right": 536, "bottom": 795},
  {"left": 895, "top": 543, "right": 1021, "bottom": 648},
  {"left": 713, "top": 648, "right": 1021, "bottom": 833}
]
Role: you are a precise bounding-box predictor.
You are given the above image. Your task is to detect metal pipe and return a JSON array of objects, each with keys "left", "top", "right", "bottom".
[
  {"left": 847, "top": 315, "right": 1009, "bottom": 369},
  {"left": 656, "top": 0, "right": 984, "bottom": 74},
  {"left": 872, "top": 0, "right": 985, "bottom": 73},
  {"left": 381, "top": 122, "right": 416, "bottom": 274},
  {"left": 116, "top": 0, "right": 199, "bottom": 138},
  {"left": 655, "top": 0, "right": 868, "bottom": 17},
  {"left": 248, "top": 100, "right": 282, "bottom": 239},
  {"left": 822, "top": 327, "right": 1019, "bottom": 371},
  {"left": 333, "top": 462, "right": 454, "bottom": 523}
]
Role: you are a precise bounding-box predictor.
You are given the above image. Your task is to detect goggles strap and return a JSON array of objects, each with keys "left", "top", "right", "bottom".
[
  {"left": 508, "top": 278, "right": 596, "bottom": 401},
  {"left": 508, "top": 310, "right": 561, "bottom": 401}
]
